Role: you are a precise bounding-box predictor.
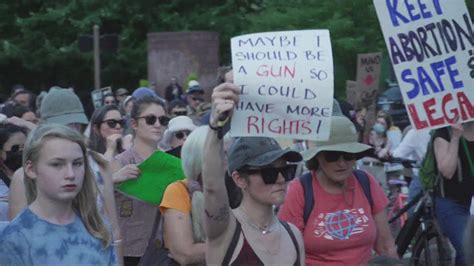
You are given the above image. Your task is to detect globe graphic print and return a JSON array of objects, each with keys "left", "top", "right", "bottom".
[{"left": 325, "top": 211, "right": 356, "bottom": 240}]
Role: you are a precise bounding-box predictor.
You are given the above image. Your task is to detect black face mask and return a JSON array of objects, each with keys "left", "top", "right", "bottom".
[{"left": 4, "top": 150, "right": 23, "bottom": 171}]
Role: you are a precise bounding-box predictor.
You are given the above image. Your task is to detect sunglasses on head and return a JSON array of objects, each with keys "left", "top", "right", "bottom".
[
  {"left": 323, "top": 151, "right": 358, "bottom": 162},
  {"left": 241, "top": 164, "right": 297, "bottom": 185},
  {"left": 137, "top": 115, "right": 170, "bottom": 126},
  {"left": 174, "top": 130, "right": 191, "bottom": 140},
  {"left": 102, "top": 119, "right": 125, "bottom": 128}
]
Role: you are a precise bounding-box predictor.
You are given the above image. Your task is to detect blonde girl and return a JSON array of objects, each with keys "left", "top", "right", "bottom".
[{"left": 0, "top": 124, "right": 117, "bottom": 265}]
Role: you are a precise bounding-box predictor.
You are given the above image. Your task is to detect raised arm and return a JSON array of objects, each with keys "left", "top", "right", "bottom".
[
  {"left": 434, "top": 124, "right": 463, "bottom": 179},
  {"left": 202, "top": 83, "right": 239, "bottom": 240}
]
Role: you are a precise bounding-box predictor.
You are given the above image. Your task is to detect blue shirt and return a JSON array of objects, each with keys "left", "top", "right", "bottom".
[{"left": 0, "top": 208, "right": 117, "bottom": 265}]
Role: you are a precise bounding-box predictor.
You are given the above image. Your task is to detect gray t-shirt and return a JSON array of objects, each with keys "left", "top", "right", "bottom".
[{"left": 0, "top": 208, "right": 117, "bottom": 265}]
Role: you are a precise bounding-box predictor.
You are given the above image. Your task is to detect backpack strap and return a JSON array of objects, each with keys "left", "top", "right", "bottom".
[
  {"left": 353, "top": 169, "right": 374, "bottom": 208},
  {"left": 280, "top": 221, "right": 301, "bottom": 266},
  {"left": 300, "top": 170, "right": 374, "bottom": 226},
  {"left": 147, "top": 209, "right": 162, "bottom": 248},
  {"left": 299, "top": 172, "right": 314, "bottom": 226},
  {"left": 222, "top": 220, "right": 242, "bottom": 265}
]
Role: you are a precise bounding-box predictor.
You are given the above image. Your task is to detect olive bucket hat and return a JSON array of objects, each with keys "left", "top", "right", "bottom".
[{"left": 301, "top": 116, "right": 373, "bottom": 161}]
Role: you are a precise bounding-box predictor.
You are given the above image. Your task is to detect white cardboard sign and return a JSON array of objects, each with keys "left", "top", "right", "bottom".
[
  {"left": 230, "top": 30, "right": 334, "bottom": 140},
  {"left": 374, "top": 0, "right": 474, "bottom": 130}
]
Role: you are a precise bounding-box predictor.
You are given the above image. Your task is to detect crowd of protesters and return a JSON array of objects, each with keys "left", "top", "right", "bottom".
[{"left": 0, "top": 72, "right": 472, "bottom": 266}]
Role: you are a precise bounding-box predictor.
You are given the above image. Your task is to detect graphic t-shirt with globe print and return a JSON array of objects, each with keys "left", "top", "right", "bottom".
[
  {"left": 314, "top": 208, "right": 371, "bottom": 241},
  {"left": 279, "top": 171, "right": 388, "bottom": 265}
]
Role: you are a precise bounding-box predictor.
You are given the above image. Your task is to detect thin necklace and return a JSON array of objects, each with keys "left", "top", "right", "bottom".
[{"left": 240, "top": 207, "right": 277, "bottom": 235}]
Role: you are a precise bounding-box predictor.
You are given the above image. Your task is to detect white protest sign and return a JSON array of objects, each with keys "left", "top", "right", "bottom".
[
  {"left": 374, "top": 0, "right": 474, "bottom": 130},
  {"left": 91, "top": 86, "right": 112, "bottom": 109},
  {"left": 230, "top": 30, "right": 334, "bottom": 140}
]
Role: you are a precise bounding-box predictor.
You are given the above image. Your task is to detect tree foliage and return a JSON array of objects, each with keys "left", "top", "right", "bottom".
[
  {"left": 243, "top": 0, "right": 387, "bottom": 96},
  {"left": 0, "top": 0, "right": 472, "bottom": 99}
]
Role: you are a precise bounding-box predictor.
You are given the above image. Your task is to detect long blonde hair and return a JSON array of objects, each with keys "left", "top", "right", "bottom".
[{"left": 23, "top": 124, "right": 111, "bottom": 247}]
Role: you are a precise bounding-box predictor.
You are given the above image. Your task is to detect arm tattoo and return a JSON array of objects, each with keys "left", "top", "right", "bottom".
[{"left": 205, "top": 206, "right": 229, "bottom": 223}]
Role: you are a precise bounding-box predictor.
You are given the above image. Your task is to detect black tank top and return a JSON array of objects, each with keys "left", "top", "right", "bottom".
[{"left": 222, "top": 219, "right": 300, "bottom": 265}]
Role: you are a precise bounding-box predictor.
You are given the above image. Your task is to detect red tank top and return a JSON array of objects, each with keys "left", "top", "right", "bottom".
[{"left": 222, "top": 220, "right": 300, "bottom": 265}]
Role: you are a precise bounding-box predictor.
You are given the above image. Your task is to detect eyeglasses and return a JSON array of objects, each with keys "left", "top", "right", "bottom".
[
  {"left": 174, "top": 130, "right": 191, "bottom": 140},
  {"left": 102, "top": 119, "right": 126, "bottom": 128},
  {"left": 241, "top": 164, "right": 297, "bottom": 185},
  {"left": 136, "top": 115, "right": 170, "bottom": 126},
  {"left": 323, "top": 151, "right": 357, "bottom": 162},
  {"left": 192, "top": 97, "right": 204, "bottom": 102},
  {"left": 172, "top": 111, "right": 187, "bottom": 116}
]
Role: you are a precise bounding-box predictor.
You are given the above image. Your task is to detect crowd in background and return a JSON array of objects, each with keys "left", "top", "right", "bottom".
[{"left": 0, "top": 72, "right": 472, "bottom": 265}]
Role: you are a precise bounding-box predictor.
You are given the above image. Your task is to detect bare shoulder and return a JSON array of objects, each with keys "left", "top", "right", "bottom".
[
  {"left": 8, "top": 168, "right": 27, "bottom": 220},
  {"left": 12, "top": 168, "right": 24, "bottom": 181},
  {"left": 285, "top": 222, "right": 304, "bottom": 244},
  {"left": 207, "top": 212, "right": 239, "bottom": 264},
  {"left": 287, "top": 222, "right": 302, "bottom": 235}
]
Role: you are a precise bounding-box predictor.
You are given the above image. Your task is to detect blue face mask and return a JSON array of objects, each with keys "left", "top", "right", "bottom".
[{"left": 372, "top": 123, "right": 386, "bottom": 134}]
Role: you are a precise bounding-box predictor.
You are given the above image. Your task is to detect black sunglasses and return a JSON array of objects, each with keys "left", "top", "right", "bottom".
[
  {"left": 323, "top": 151, "right": 357, "bottom": 162},
  {"left": 137, "top": 115, "right": 170, "bottom": 126},
  {"left": 242, "top": 164, "right": 297, "bottom": 185},
  {"left": 7, "top": 144, "right": 22, "bottom": 153},
  {"left": 102, "top": 119, "right": 125, "bottom": 128},
  {"left": 172, "top": 111, "right": 188, "bottom": 116},
  {"left": 174, "top": 130, "right": 191, "bottom": 140}
]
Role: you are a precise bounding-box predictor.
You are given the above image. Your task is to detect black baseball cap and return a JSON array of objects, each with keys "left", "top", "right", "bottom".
[{"left": 227, "top": 137, "right": 302, "bottom": 174}]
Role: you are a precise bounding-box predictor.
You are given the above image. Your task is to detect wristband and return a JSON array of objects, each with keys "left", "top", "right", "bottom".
[
  {"left": 208, "top": 118, "right": 230, "bottom": 140},
  {"left": 209, "top": 121, "right": 220, "bottom": 131}
]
